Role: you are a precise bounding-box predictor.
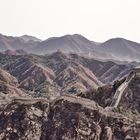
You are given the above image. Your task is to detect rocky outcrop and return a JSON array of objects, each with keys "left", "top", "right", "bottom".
[
  {"left": 0, "top": 95, "right": 139, "bottom": 140},
  {"left": 44, "top": 97, "right": 140, "bottom": 140},
  {"left": 0, "top": 98, "right": 49, "bottom": 139}
]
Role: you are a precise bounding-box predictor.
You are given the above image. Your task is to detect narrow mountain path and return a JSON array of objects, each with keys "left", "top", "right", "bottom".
[
  {"left": 12, "top": 97, "right": 50, "bottom": 105},
  {"left": 110, "top": 71, "right": 135, "bottom": 108},
  {"left": 12, "top": 95, "right": 100, "bottom": 110}
]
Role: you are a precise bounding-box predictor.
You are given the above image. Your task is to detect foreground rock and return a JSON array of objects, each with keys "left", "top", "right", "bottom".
[
  {"left": 0, "top": 95, "right": 139, "bottom": 140},
  {"left": 0, "top": 96, "right": 49, "bottom": 140}
]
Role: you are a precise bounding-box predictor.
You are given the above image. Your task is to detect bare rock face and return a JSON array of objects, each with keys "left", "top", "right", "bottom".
[
  {"left": 0, "top": 95, "right": 139, "bottom": 140},
  {"left": 42, "top": 97, "right": 140, "bottom": 140},
  {"left": 0, "top": 99, "right": 49, "bottom": 140}
]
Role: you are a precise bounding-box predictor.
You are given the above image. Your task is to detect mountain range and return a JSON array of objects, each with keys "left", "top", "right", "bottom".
[
  {"left": 0, "top": 33, "right": 140, "bottom": 62},
  {"left": 0, "top": 33, "right": 140, "bottom": 139},
  {"left": 0, "top": 51, "right": 134, "bottom": 99}
]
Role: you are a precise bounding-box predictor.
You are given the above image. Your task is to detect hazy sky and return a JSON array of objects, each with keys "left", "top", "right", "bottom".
[{"left": 0, "top": 0, "right": 140, "bottom": 42}]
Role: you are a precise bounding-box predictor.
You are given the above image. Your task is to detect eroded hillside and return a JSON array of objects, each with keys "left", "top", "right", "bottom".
[{"left": 0, "top": 51, "right": 134, "bottom": 99}]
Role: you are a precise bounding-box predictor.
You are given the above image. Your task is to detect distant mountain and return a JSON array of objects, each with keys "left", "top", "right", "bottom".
[
  {"left": 20, "top": 35, "right": 42, "bottom": 42},
  {"left": 27, "top": 34, "right": 140, "bottom": 62},
  {"left": 95, "top": 38, "right": 140, "bottom": 61},
  {"left": 1, "top": 33, "right": 140, "bottom": 62},
  {"left": 28, "top": 34, "right": 115, "bottom": 60},
  {"left": 29, "top": 34, "right": 97, "bottom": 54},
  {"left": 0, "top": 33, "right": 39, "bottom": 52}
]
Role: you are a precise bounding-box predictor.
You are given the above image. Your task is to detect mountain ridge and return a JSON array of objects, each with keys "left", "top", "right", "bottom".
[
  {"left": 0, "top": 51, "right": 134, "bottom": 98},
  {"left": 1, "top": 33, "right": 140, "bottom": 62}
]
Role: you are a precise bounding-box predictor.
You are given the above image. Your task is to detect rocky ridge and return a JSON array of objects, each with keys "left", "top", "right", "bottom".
[{"left": 0, "top": 94, "right": 139, "bottom": 139}]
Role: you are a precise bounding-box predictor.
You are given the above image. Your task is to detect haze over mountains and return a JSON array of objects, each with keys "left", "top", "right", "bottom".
[{"left": 1, "top": 33, "right": 140, "bottom": 62}]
